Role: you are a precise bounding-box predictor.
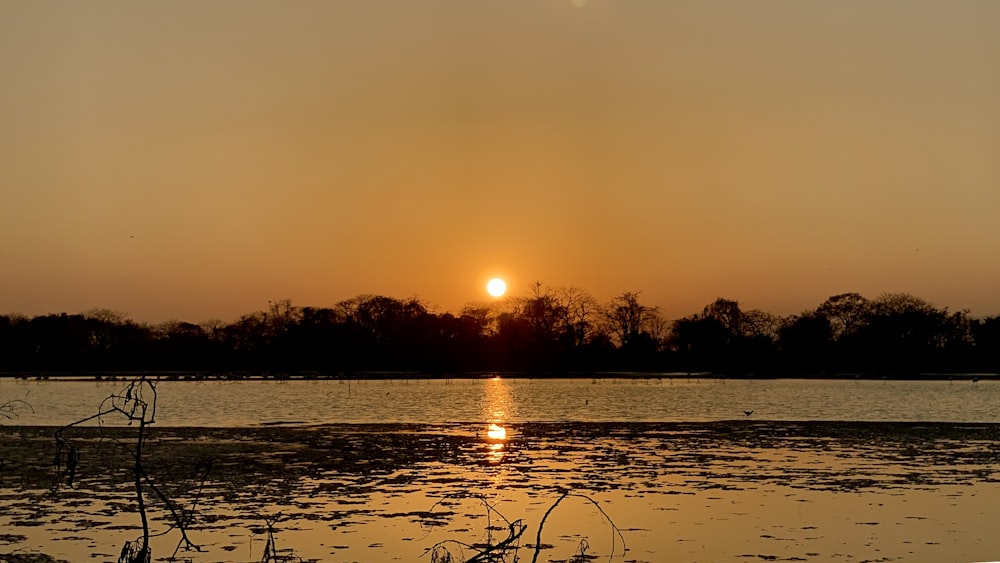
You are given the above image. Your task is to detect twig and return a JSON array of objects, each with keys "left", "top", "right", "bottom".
[
  {"left": 531, "top": 491, "right": 626, "bottom": 563},
  {"left": 0, "top": 399, "right": 33, "bottom": 420}
]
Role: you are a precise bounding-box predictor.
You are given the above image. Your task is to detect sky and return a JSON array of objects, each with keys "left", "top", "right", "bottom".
[{"left": 2, "top": 0, "right": 999, "bottom": 323}]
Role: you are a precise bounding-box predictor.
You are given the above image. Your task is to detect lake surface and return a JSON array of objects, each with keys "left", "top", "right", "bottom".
[
  {"left": 3, "top": 376, "right": 1000, "bottom": 562},
  {"left": 3, "top": 376, "right": 1000, "bottom": 426}
]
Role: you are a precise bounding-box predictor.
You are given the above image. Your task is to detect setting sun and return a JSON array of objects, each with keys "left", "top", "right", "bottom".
[{"left": 487, "top": 278, "right": 507, "bottom": 297}]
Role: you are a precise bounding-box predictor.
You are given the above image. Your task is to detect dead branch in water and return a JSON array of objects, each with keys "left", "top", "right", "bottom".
[
  {"left": 421, "top": 494, "right": 527, "bottom": 563},
  {"left": 0, "top": 398, "right": 33, "bottom": 420},
  {"left": 530, "top": 491, "right": 626, "bottom": 563},
  {"left": 52, "top": 376, "right": 202, "bottom": 562},
  {"left": 422, "top": 490, "right": 624, "bottom": 563},
  {"left": 255, "top": 512, "right": 304, "bottom": 563}
]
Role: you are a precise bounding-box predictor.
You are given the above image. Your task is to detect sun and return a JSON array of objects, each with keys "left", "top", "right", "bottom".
[{"left": 487, "top": 278, "right": 507, "bottom": 297}]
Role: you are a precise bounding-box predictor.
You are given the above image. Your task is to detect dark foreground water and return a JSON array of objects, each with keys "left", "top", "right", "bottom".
[{"left": 3, "top": 421, "right": 1000, "bottom": 562}]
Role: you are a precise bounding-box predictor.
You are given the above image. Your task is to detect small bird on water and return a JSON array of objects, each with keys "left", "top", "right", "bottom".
[{"left": 744, "top": 410, "right": 754, "bottom": 418}]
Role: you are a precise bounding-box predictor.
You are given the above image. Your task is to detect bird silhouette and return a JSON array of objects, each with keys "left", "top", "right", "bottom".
[{"left": 743, "top": 410, "right": 754, "bottom": 418}]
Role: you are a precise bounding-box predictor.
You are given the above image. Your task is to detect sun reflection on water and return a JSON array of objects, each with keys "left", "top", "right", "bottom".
[
  {"left": 482, "top": 376, "right": 514, "bottom": 467},
  {"left": 487, "top": 423, "right": 507, "bottom": 441}
]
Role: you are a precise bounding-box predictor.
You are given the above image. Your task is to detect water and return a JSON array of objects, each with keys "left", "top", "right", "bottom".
[
  {"left": 2, "top": 376, "right": 999, "bottom": 426},
  {"left": 4, "top": 376, "right": 1000, "bottom": 561}
]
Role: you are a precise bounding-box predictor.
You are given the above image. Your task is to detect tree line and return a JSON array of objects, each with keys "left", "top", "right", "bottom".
[{"left": 1, "top": 285, "right": 998, "bottom": 376}]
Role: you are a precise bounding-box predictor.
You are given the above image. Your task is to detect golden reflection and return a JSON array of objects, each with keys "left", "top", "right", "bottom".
[
  {"left": 487, "top": 442, "right": 505, "bottom": 465},
  {"left": 482, "top": 375, "right": 514, "bottom": 425},
  {"left": 487, "top": 423, "right": 507, "bottom": 441},
  {"left": 481, "top": 377, "right": 515, "bottom": 468}
]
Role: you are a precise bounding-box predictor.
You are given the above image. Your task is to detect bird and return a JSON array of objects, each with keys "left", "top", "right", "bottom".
[{"left": 743, "top": 410, "right": 754, "bottom": 418}]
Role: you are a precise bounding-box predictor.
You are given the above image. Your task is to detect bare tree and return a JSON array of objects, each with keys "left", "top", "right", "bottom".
[
  {"left": 554, "top": 286, "right": 600, "bottom": 347},
  {"left": 517, "top": 281, "right": 566, "bottom": 341},
  {"left": 266, "top": 299, "right": 303, "bottom": 337},
  {"left": 602, "top": 291, "right": 660, "bottom": 348}
]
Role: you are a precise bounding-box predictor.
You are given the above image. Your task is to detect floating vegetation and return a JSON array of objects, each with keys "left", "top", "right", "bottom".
[{"left": 3, "top": 420, "right": 1000, "bottom": 560}]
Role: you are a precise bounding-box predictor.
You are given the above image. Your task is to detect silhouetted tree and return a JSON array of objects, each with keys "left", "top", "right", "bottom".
[
  {"left": 2, "top": 289, "right": 999, "bottom": 376},
  {"left": 816, "top": 293, "right": 871, "bottom": 341},
  {"left": 520, "top": 282, "right": 567, "bottom": 345},
  {"left": 669, "top": 314, "right": 731, "bottom": 372},
  {"left": 602, "top": 291, "right": 660, "bottom": 349},
  {"left": 701, "top": 298, "right": 742, "bottom": 337},
  {"left": 488, "top": 282, "right": 574, "bottom": 370},
  {"left": 599, "top": 291, "right": 663, "bottom": 369},
  {"left": 223, "top": 312, "right": 269, "bottom": 372},
  {"left": 292, "top": 307, "right": 343, "bottom": 372},
  {"left": 670, "top": 298, "right": 780, "bottom": 375},
  {"left": 778, "top": 313, "right": 834, "bottom": 374},
  {"left": 852, "top": 293, "right": 951, "bottom": 374},
  {"left": 553, "top": 286, "right": 601, "bottom": 349},
  {"left": 972, "top": 316, "right": 1000, "bottom": 373},
  {"left": 153, "top": 320, "right": 211, "bottom": 371}
]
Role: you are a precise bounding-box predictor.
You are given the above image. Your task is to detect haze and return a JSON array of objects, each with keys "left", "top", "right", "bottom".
[{"left": 2, "top": 1, "right": 998, "bottom": 323}]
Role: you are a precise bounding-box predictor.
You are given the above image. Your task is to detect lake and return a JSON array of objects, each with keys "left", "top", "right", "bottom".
[
  {"left": 3, "top": 376, "right": 1000, "bottom": 426},
  {"left": 2, "top": 376, "right": 1000, "bottom": 562}
]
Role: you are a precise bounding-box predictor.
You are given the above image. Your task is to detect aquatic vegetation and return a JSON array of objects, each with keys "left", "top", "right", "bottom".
[{"left": 5, "top": 418, "right": 1000, "bottom": 560}]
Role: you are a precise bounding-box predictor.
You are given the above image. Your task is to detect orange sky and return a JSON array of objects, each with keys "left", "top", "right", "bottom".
[{"left": 2, "top": 1, "right": 999, "bottom": 323}]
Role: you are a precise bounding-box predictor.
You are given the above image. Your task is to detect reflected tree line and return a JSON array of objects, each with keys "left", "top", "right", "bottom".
[{"left": 1, "top": 285, "right": 998, "bottom": 376}]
